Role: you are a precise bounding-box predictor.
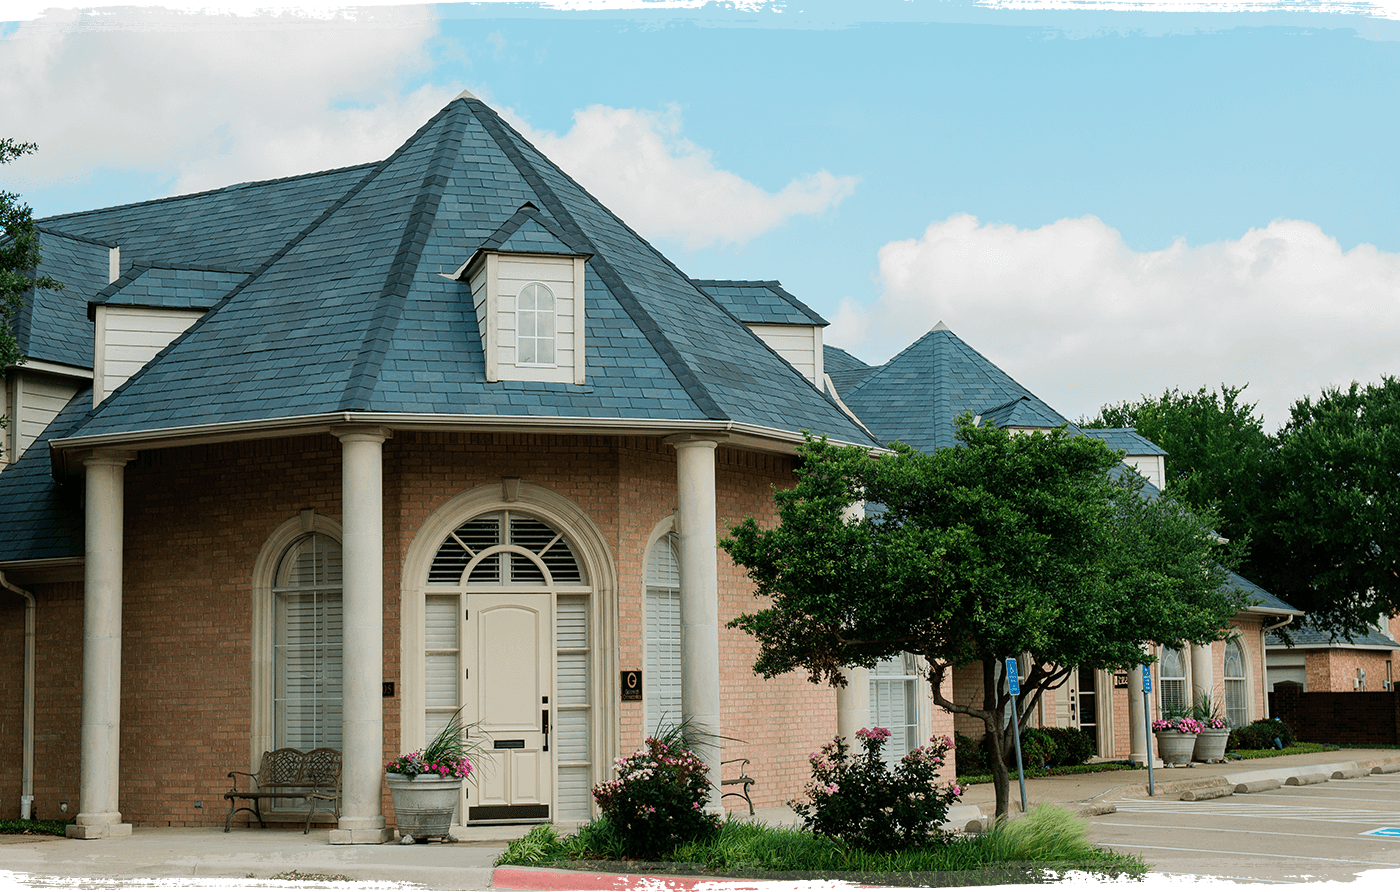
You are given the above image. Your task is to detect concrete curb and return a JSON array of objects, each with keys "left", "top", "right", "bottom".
[
  {"left": 1286, "top": 773, "right": 1329, "bottom": 786},
  {"left": 1234, "top": 778, "right": 1281, "bottom": 794},
  {"left": 1180, "top": 786, "right": 1232, "bottom": 801},
  {"left": 491, "top": 866, "right": 885, "bottom": 891}
]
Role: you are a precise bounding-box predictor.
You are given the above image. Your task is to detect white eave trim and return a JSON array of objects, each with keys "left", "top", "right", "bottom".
[
  {"left": 1238, "top": 605, "right": 1306, "bottom": 618},
  {"left": 50, "top": 411, "right": 889, "bottom": 473},
  {"left": 7, "top": 359, "right": 94, "bottom": 380}
]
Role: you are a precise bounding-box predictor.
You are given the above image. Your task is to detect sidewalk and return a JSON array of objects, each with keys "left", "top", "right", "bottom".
[{"left": 3, "top": 748, "right": 1397, "bottom": 891}]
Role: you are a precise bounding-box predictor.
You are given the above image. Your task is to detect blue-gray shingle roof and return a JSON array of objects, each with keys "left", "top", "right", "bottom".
[
  {"left": 839, "top": 325, "right": 1072, "bottom": 452},
  {"left": 1081, "top": 427, "right": 1167, "bottom": 456},
  {"left": 93, "top": 265, "right": 249, "bottom": 313},
  {"left": 53, "top": 99, "right": 875, "bottom": 448},
  {"left": 14, "top": 229, "right": 112, "bottom": 369},
  {"left": 1266, "top": 620, "right": 1396, "bottom": 648},
  {"left": 824, "top": 344, "right": 876, "bottom": 395},
  {"left": 691, "top": 280, "right": 827, "bottom": 326},
  {"left": 1227, "top": 570, "right": 1302, "bottom": 616},
  {"left": 980, "top": 396, "right": 1066, "bottom": 429},
  {"left": 0, "top": 389, "right": 89, "bottom": 562}
]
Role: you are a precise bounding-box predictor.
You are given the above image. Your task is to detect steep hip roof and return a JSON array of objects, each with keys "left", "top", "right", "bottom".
[{"left": 45, "top": 97, "right": 874, "bottom": 451}]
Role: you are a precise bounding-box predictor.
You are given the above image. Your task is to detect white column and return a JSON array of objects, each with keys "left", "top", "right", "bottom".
[
  {"left": 69, "top": 450, "right": 135, "bottom": 839},
  {"left": 835, "top": 502, "right": 870, "bottom": 743},
  {"left": 1128, "top": 665, "right": 1148, "bottom": 767},
  {"left": 1191, "top": 642, "right": 1215, "bottom": 710},
  {"left": 836, "top": 667, "right": 871, "bottom": 743},
  {"left": 330, "top": 426, "right": 391, "bottom": 845},
  {"left": 666, "top": 434, "right": 723, "bottom": 805}
]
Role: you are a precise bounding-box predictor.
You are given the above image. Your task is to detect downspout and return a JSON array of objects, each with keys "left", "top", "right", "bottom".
[
  {"left": 1260, "top": 615, "right": 1295, "bottom": 719},
  {"left": 0, "top": 571, "right": 35, "bottom": 820}
]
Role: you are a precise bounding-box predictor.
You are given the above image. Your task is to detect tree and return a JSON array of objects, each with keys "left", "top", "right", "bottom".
[
  {"left": 1246, "top": 378, "right": 1400, "bottom": 637},
  {"left": 721, "top": 421, "right": 1247, "bottom": 818},
  {"left": 2, "top": 138, "right": 61, "bottom": 457},
  {"left": 1081, "top": 384, "right": 1270, "bottom": 546}
]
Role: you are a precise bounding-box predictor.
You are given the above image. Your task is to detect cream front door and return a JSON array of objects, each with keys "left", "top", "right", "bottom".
[{"left": 466, "top": 592, "right": 553, "bottom": 822}]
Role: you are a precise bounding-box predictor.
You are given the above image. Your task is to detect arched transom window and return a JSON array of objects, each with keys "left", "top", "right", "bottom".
[{"left": 428, "top": 511, "right": 586, "bottom": 586}]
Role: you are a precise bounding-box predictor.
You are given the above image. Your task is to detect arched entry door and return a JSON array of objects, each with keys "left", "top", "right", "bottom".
[{"left": 420, "top": 509, "right": 595, "bottom": 823}]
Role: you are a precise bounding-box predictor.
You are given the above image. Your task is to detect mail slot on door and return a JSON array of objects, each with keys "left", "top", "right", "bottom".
[{"left": 493, "top": 739, "right": 526, "bottom": 749}]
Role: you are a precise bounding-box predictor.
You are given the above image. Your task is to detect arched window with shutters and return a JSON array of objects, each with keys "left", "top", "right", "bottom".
[
  {"left": 1158, "top": 647, "right": 1188, "bottom": 717},
  {"left": 1224, "top": 639, "right": 1249, "bottom": 727},
  {"left": 645, "top": 532, "right": 682, "bottom": 734},
  {"left": 272, "top": 532, "right": 343, "bottom": 750}
]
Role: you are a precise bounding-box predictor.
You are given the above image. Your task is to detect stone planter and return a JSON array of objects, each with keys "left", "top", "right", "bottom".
[
  {"left": 1154, "top": 731, "right": 1198, "bottom": 767},
  {"left": 1192, "top": 727, "right": 1231, "bottom": 763},
  {"left": 386, "top": 773, "right": 462, "bottom": 842}
]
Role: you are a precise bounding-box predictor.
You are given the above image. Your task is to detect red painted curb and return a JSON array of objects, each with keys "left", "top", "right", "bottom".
[{"left": 491, "top": 866, "right": 886, "bottom": 890}]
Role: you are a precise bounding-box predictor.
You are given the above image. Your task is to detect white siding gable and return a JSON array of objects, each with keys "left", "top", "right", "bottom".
[
  {"left": 93, "top": 305, "right": 205, "bottom": 405},
  {"left": 467, "top": 252, "right": 586, "bottom": 385},
  {"left": 1122, "top": 454, "right": 1166, "bottom": 491},
  {"left": 744, "top": 323, "right": 824, "bottom": 391},
  {"left": 4, "top": 371, "right": 81, "bottom": 464}
]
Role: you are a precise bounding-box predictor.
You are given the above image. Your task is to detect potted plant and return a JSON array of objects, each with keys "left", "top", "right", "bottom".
[
  {"left": 1190, "top": 695, "right": 1231, "bottom": 763},
  {"left": 1152, "top": 715, "right": 1203, "bottom": 767},
  {"left": 385, "top": 707, "right": 480, "bottom": 843}
]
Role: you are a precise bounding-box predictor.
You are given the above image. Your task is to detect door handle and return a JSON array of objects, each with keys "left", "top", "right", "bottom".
[{"left": 542, "top": 709, "right": 550, "bottom": 752}]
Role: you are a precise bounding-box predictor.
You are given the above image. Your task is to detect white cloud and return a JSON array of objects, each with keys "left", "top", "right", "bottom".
[
  {"left": 1, "top": 7, "right": 455, "bottom": 197},
  {"left": 503, "top": 104, "right": 858, "bottom": 249},
  {"left": 830, "top": 214, "right": 1400, "bottom": 429}
]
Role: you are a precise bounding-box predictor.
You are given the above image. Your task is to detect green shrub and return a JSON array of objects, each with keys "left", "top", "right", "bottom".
[
  {"left": 1228, "top": 717, "right": 1297, "bottom": 750},
  {"left": 591, "top": 735, "right": 720, "bottom": 859},
  {"left": 791, "top": 728, "right": 962, "bottom": 853},
  {"left": 1018, "top": 727, "right": 1055, "bottom": 768},
  {"left": 954, "top": 733, "right": 988, "bottom": 775},
  {"left": 1042, "top": 727, "right": 1095, "bottom": 767}
]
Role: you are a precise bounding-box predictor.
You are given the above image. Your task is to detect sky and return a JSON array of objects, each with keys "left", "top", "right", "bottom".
[{"left": 3, "top": 0, "right": 1399, "bottom": 431}]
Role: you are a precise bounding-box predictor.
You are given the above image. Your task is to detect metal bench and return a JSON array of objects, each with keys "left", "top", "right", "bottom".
[
  {"left": 720, "top": 757, "right": 756, "bottom": 815},
  {"left": 224, "top": 747, "right": 341, "bottom": 833}
]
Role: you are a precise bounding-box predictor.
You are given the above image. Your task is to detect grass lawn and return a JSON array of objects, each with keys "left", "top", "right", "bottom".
[
  {"left": 498, "top": 803, "right": 1145, "bottom": 884},
  {"left": 1227, "top": 743, "right": 1336, "bottom": 760},
  {"left": 956, "top": 761, "right": 1140, "bottom": 786}
]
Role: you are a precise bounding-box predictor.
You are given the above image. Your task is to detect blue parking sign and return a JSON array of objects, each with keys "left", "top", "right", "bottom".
[
  {"left": 1006, "top": 658, "right": 1020, "bottom": 695},
  {"left": 1142, "top": 665, "right": 1152, "bottom": 693}
]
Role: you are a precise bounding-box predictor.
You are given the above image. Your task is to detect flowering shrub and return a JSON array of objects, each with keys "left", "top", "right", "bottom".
[
  {"left": 1152, "top": 717, "right": 1204, "bottom": 734},
  {"left": 591, "top": 737, "right": 720, "bottom": 858},
  {"left": 790, "top": 728, "right": 962, "bottom": 853},
  {"left": 385, "top": 751, "right": 473, "bottom": 779}
]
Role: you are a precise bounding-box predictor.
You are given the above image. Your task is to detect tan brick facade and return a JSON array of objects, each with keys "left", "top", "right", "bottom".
[{"left": 0, "top": 432, "right": 842, "bottom": 826}]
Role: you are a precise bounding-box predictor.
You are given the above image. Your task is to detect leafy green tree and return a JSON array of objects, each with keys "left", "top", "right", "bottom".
[
  {"left": 1247, "top": 378, "right": 1400, "bottom": 637},
  {"left": 722, "top": 422, "right": 1246, "bottom": 818},
  {"left": 2, "top": 138, "right": 62, "bottom": 458},
  {"left": 1081, "top": 385, "right": 1270, "bottom": 545}
]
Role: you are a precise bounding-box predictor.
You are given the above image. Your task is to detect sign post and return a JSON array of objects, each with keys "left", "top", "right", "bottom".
[
  {"left": 1142, "top": 665, "right": 1155, "bottom": 797},
  {"left": 1006, "top": 658, "right": 1028, "bottom": 814}
]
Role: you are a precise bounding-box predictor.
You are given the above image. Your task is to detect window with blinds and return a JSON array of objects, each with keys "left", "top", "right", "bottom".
[
  {"left": 556, "top": 597, "right": 591, "bottom": 821},
  {"left": 870, "top": 653, "right": 918, "bottom": 768},
  {"left": 273, "top": 533, "right": 343, "bottom": 751},
  {"left": 645, "top": 533, "right": 682, "bottom": 735},
  {"left": 1224, "top": 639, "right": 1248, "bottom": 728},
  {"left": 1158, "top": 647, "right": 1188, "bottom": 717}
]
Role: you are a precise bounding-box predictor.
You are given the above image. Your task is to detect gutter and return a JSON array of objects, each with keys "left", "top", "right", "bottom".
[
  {"left": 0, "top": 572, "right": 35, "bottom": 820},
  {"left": 1262, "top": 615, "right": 1295, "bottom": 634}
]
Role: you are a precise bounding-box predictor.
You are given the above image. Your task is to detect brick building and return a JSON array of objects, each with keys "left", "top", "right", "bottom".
[{"left": 1, "top": 92, "right": 1299, "bottom": 841}]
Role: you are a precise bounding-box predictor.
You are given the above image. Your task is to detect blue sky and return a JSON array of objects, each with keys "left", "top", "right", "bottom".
[{"left": 4, "top": 0, "right": 1399, "bottom": 429}]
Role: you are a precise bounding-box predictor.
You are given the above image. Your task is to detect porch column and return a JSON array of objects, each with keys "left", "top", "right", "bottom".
[
  {"left": 835, "top": 502, "right": 870, "bottom": 742},
  {"left": 1191, "top": 642, "right": 1215, "bottom": 711},
  {"left": 331, "top": 426, "right": 392, "bottom": 845},
  {"left": 836, "top": 667, "right": 871, "bottom": 743},
  {"left": 666, "top": 434, "right": 724, "bottom": 804},
  {"left": 69, "top": 450, "right": 136, "bottom": 839},
  {"left": 1128, "top": 664, "right": 1149, "bottom": 766}
]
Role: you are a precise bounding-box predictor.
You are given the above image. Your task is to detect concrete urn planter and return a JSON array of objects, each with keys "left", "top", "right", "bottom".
[
  {"left": 387, "top": 773, "right": 461, "bottom": 842},
  {"left": 1192, "top": 728, "right": 1231, "bottom": 763},
  {"left": 1154, "top": 731, "right": 1198, "bottom": 767}
]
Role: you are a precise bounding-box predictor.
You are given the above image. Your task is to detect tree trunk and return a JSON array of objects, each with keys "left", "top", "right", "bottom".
[{"left": 985, "top": 712, "right": 1012, "bottom": 818}]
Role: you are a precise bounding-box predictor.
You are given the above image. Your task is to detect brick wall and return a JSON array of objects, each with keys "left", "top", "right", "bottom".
[
  {"left": 1270, "top": 686, "right": 1400, "bottom": 745},
  {"left": 1304, "top": 649, "right": 1395, "bottom": 693}
]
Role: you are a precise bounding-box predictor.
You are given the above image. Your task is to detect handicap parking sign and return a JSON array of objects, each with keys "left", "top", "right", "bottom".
[{"left": 1362, "top": 828, "right": 1400, "bottom": 838}]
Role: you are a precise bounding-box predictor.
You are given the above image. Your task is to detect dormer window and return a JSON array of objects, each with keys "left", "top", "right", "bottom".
[
  {"left": 463, "top": 251, "right": 586, "bottom": 384},
  {"left": 516, "top": 282, "right": 556, "bottom": 366}
]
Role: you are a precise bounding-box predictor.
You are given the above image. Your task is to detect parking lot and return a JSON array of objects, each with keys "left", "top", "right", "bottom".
[{"left": 1091, "top": 771, "right": 1400, "bottom": 883}]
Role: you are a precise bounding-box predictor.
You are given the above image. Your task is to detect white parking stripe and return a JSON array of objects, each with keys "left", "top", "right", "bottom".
[
  {"left": 1104, "top": 842, "right": 1400, "bottom": 867},
  {"left": 1094, "top": 820, "right": 1388, "bottom": 842}
]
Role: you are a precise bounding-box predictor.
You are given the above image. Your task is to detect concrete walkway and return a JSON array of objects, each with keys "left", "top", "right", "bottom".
[{"left": 2, "top": 748, "right": 1397, "bottom": 891}]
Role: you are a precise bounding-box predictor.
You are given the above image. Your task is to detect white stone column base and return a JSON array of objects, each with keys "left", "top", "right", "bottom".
[
  {"left": 66, "top": 816, "right": 132, "bottom": 839},
  {"left": 330, "top": 816, "right": 390, "bottom": 845}
]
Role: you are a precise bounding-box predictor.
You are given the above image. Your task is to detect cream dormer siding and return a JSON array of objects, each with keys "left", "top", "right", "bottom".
[
  {"left": 1122, "top": 454, "right": 1166, "bottom": 491},
  {"left": 744, "top": 323, "right": 824, "bottom": 391},
  {"left": 93, "top": 305, "right": 205, "bottom": 405},
  {"left": 467, "top": 251, "right": 587, "bottom": 385}
]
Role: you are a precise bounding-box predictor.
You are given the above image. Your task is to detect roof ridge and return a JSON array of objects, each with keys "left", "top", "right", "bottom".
[
  {"left": 35, "top": 225, "right": 118, "bottom": 248},
  {"left": 38, "top": 160, "right": 381, "bottom": 226},
  {"left": 340, "top": 104, "right": 471, "bottom": 410},
  {"left": 470, "top": 98, "right": 727, "bottom": 420}
]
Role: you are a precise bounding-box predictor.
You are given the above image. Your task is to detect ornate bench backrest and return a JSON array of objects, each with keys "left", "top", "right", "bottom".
[
  {"left": 260, "top": 748, "right": 312, "bottom": 787},
  {"left": 302, "top": 748, "right": 342, "bottom": 788}
]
